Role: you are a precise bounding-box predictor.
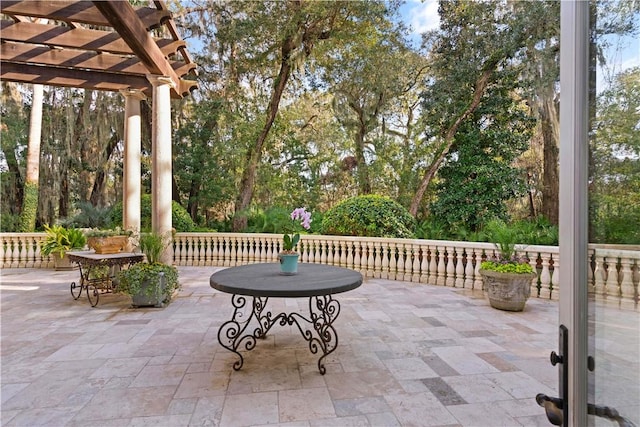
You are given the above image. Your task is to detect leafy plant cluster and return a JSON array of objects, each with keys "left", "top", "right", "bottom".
[
  {"left": 116, "top": 262, "right": 179, "bottom": 302},
  {"left": 41, "top": 224, "right": 86, "bottom": 258},
  {"left": 480, "top": 219, "right": 534, "bottom": 274},
  {"left": 116, "top": 232, "right": 180, "bottom": 304},
  {"left": 415, "top": 216, "right": 558, "bottom": 246},
  {"left": 480, "top": 261, "right": 534, "bottom": 274},
  {"left": 321, "top": 195, "right": 415, "bottom": 238}
]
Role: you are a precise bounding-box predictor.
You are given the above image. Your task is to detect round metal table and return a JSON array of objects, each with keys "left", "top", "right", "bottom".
[{"left": 210, "top": 263, "right": 363, "bottom": 374}]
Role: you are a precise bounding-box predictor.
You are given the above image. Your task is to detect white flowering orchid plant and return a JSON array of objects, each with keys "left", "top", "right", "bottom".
[{"left": 281, "top": 207, "right": 312, "bottom": 253}]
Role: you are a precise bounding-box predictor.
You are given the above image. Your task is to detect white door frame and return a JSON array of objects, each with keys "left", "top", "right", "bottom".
[{"left": 559, "top": 1, "right": 589, "bottom": 425}]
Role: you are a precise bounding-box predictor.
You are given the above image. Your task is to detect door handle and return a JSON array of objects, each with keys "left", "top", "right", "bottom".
[
  {"left": 537, "top": 325, "right": 637, "bottom": 426},
  {"left": 536, "top": 394, "right": 637, "bottom": 427}
]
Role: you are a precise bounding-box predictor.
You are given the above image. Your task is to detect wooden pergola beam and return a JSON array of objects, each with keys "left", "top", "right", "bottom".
[
  {"left": 0, "top": 20, "right": 187, "bottom": 57},
  {"left": 92, "top": 1, "right": 182, "bottom": 96},
  {"left": 0, "top": 0, "right": 197, "bottom": 99},
  {"left": 1, "top": 1, "right": 170, "bottom": 30},
  {"left": 1, "top": 41, "right": 191, "bottom": 76},
  {"left": 0, "top": 61, "right": 150, "bottom": 92}
]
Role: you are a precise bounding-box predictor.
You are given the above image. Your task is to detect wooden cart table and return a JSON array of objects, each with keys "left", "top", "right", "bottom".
[{"left": 67, "top": 251, "right": 144, "bottom": 307}]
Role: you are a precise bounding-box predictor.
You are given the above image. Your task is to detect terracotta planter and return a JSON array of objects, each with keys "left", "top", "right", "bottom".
[
  {"left": 479, "top": 269, "right": 537, "bottom": 312},
  {"left": 87, "top": 236, "right": 129, "bottom": 254}
]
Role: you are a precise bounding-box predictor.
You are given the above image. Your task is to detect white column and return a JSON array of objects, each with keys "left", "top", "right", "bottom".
[
  {"left": 120, "top": 89, "right": 146, "bottom": 235},
  {"left": 559, "top": 2, "right": 589, "bottom": 425},
  {"left": 148, "top": 75, "right": 175, "bottom": 264}
]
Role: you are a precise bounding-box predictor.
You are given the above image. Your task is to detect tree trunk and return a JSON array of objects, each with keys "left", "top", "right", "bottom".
[
  {"left": 354, "top": 111, "right": 371, "bottom": 195},
  {"left": 89, "top": 133, "right": 119, "bottom": 207},
  {"left": 19, "top": 84, "right": 43, "bottom": 232},
  {"left": 232, "top": 33, "right": 296, "bottom": 231},
  {"left": 409, "top": 66, "right": 496, "bottom": 216},
  {"left": 540, "top": 94, "right": 559, "bottom": 225}
]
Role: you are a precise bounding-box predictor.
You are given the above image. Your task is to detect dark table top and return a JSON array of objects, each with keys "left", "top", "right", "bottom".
[{"left": 210, "top": 263, "right": 363, "bottom": 298}]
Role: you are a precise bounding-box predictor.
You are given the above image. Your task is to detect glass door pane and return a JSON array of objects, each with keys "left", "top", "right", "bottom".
[{"left": 588, "top": 1, "right": 640, "bottom": 425}]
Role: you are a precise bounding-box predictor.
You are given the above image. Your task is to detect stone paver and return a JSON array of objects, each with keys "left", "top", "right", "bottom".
[{"left": 1, "top": 266, "right": 563, "bottom": 426}]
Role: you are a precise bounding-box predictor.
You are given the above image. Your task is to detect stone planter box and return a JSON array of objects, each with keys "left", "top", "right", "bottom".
[{"left": 87, "top": 236, "right": 129, "bottom": 254}]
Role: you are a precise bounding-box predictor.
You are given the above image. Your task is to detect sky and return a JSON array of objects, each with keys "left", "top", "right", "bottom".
[{"left": 399, "top": 0, "right": 440, "bottom": 48}]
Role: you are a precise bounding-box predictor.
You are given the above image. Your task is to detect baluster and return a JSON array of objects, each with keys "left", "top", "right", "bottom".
[
  {"left": 365, "top": 241, "right": 375, "bottom": 278},
  {"left": 6, "top": 236, "right": 16, "bottom": 268},
  {"left": 419, "top": 244, "right": 429, "bottom": 283},
  {"left": 262, "top": 237, "right": 271, "bottom": 262},
  {"left": 319, "top": 239, "right": 326, "bottom": 264},
  {"left": 0, "top": 235, "right": 6, "bottom": 269},
  {"left": 550, "top": 255, "right": 560, "bottom": 300},
  {"left": 587, "top": 249, "right": 595, "bottom": 294},
  {"left": 304, "top": 239, "right": 313, "bottom": 263},
  {"left": 403, "top": 243, "right": 412, "bottom": 282},
  {"left": 194, "top": 234, "right": 207, "bottom": 267},
  {"left": 339, "top": 241, "right": 348, "bottom": 267},
  {"left": 428, "top": 246, "right": 438, "bottom": 285},
  {"left": 239, "top": 236, "right": 247, "bottom": 264},
  {"left": 222, "top": 236, "right": 231, "bottom": 267},
  {"left": 346, "top": 241, "right": 354, "bottom": 269},
  {"left": 18, "top": 235, "right": 27, "bottom": 268},
  {"left": 412, "top": 243, "right": 421, "bottom": 283},
  {"left": 537, "top": 253, "right": 551, "bottom": 299},
  {"left": 32, "top": 235, "right": 42, "bottom": 268},
  {"left": 604, "top": 257, "right": 619, "bottom": 299},
  {"left": 170, "top": 235, "right": 178, "bottom": 265},
  {"left": 434, "top": 246, "right": 445, "bottom": 286},
  {"left": 210, "top": 235, "right": 219, "bottom": 264},
  {"left": 24, "top": 235, "right": 35, "bottom": 268},
  {"left": 464, "top": 249, "right": 476, "bottom": 289},
  {"left": 618, "top": 257, "right": 636, "bottom": 309},
  {"left": 353, "top": 241, "right": 361, "bottom": 273},
  {"left": 189, "top": 235, "right": 197, "bottom": 266},
  {"left": 182, "top": 235, "right": 189, "bottom": 266},
  {"left": 205, "top": 235, "right": 212, "bottom": 264},
  {"left": 247, "top": 236, "right": 255, "bottom": 263},
  {"left": 379, "top": 243, "right": 388, "bottom": 279},
  {"left": 593, "top": 252, "right": 606, "bottom": 300},
  {"left": 454, "top": 248, "right": 464, "bottom": 288}
]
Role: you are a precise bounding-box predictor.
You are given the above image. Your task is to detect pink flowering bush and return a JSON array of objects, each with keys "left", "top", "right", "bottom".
[{"left": 282, "top": 207, "right": 312, "bottom": 252}]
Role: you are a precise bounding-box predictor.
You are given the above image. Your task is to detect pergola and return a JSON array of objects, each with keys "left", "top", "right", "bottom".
[{"left": 0, "top": 0, "right": 197, "bottom": 262}]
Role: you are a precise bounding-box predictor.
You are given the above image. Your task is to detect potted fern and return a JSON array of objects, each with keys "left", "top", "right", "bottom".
[
  {"left": 41, "top": 225, "right": 87, "bottom": 270},
  {"left": 479, "top": 219, "right": 537, "bottom": 312},
  {"left": 116, "top": 232, "right": 179, "bottom": 308}
]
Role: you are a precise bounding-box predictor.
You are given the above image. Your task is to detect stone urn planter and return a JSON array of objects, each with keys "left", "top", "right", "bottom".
[
  {"left": 479, "top": 269, "right": 537, "bottom": 312},
  {"left": 86, "top": 235, "right": 129, "bottom": 254}
]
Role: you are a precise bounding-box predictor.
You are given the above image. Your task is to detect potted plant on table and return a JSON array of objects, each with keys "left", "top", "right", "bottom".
[
  {"left": 479, "top": 219, "right": 537, "bottom": 312},
  {"left": 85, "top": 227, "right": 132, "bottom": 254},
  {"left": 116, "top": 231, "right": 179, "bottom": 308},
  {"left": 41, "top": 224, "right": 87, "bottom": 270},
  {"left": 278, "top": 207, "right": 312, "bottom": 275}
]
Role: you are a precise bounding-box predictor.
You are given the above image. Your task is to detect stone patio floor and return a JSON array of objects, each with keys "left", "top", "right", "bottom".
[{"left": 1, "top": 266, "right": 560, "bottom": 426}]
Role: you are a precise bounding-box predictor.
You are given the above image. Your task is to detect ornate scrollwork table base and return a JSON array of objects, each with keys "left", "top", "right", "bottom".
[{"left": 211, "top": 263, "right": 362, "bottom": 375}]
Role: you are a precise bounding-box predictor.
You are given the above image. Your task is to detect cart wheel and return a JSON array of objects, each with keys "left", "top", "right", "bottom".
[
  {"left": 70, "top": 281, "right": 82, "bottom": 300},
  {"left": 87, "top": 285, "right": 99, "bottom": 307}
]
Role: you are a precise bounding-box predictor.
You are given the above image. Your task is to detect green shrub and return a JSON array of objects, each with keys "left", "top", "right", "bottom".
[
  {"left": 321, "top": 195, "right": 415, "bottom": 238},
  {"left": 111, "top": 195, "right": 196, "bottom": 232},
  {"left": 0, "top": 213, "right": 21, "bottom": 232}
]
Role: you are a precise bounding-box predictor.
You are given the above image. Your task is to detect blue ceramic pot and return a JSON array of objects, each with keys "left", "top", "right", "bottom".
[{"left": 278, "top": 253, "right": 299, "bottom": 275}]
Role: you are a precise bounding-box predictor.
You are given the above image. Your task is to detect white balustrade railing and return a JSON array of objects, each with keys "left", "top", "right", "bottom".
[{"left": 2, "top": 232, "right": 638, "bottom": 308}]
